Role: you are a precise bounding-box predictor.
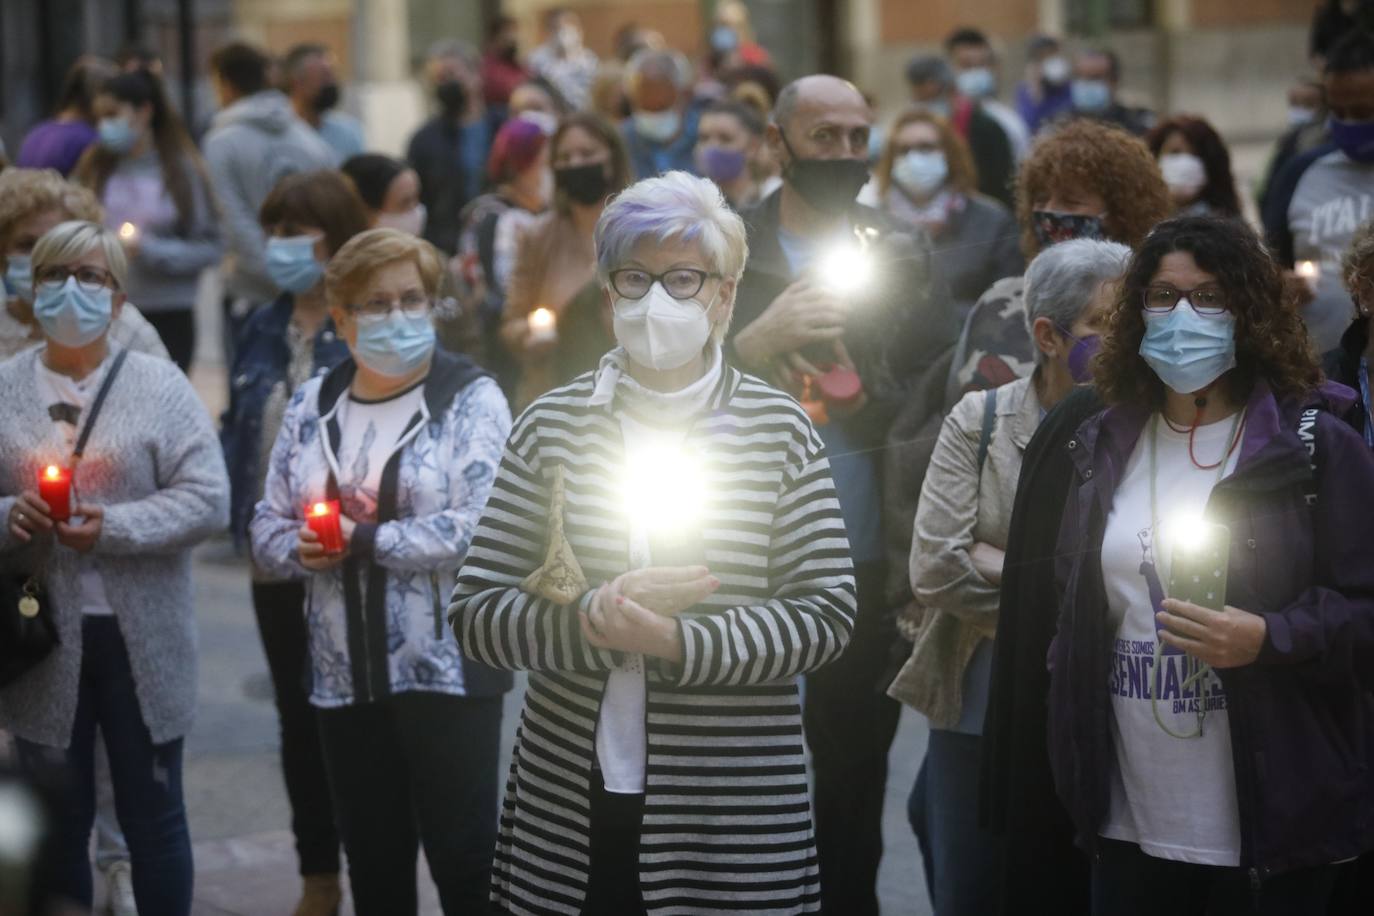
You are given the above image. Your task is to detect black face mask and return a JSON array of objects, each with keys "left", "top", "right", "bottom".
[
  {"left": 499, "top": 42, "right": 519, "bottom": 62},
  {"left": 780, "top": 131, "right": 870, "bottom": 213},
  {"left": 435, "top": 80, "right": 467, "bottom": 116},
  {"left": 1031, "top": 209, "right": 1107, "bottom": 249},
  {"left": 555, "top": 163, "right": 611, "bottom": 206},
  {"left": 313, "top": 83, "right": 340, "bottom": 112}
]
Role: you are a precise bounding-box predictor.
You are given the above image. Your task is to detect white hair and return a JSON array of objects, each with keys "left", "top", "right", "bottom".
[
  {"left": 31, "top": 220, "right": 127, "bottom": 291},
  {"left": 1023, "top": 237, "right": 1131, "bottom": 364},
  {"left": 623, "top": 48, "right": 694, "bottom": 93}
]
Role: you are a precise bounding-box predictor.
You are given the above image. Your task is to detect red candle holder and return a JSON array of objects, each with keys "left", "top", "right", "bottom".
[
  {"left": 38, "top": 465, "right": 71, "bottom": 522},
  {"left": 306, "top": 500, "right": 345, "bottom": 555}
]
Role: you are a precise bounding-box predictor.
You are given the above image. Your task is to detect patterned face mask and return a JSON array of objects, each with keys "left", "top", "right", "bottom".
[{"left": 1031, "top": 210, "right": 1107, "bottom": 249}]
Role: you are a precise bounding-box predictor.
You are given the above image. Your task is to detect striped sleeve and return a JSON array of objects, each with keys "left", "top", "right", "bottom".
[
  {"left": 450, "top": 432, "right": 621, "bottom": 674},
  {"left": 673, "top": 425, "right": 856, "bottom": 688}
]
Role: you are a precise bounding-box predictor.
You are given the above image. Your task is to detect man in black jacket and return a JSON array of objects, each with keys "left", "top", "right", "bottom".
[{"left": 727, "top": 74, "right": 952, "bottom": 915}]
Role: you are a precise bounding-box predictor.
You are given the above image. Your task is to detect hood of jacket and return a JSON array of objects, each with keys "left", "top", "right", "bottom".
[{"left": 211, "top": 89, "right": 298, "bottom": 136}]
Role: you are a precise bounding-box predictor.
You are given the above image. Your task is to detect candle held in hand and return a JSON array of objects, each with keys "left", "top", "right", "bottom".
[
  {"left": 528, "top": 307, "right": 558, "bottom": 344},
  {"left": 38, "top": 465, "right": 71, "bottom": 522},
  {"left": 306, "top": 500, "right": 345, "bottom": 555},
  {"left": 1295, "top": 259, "right": 1320, "bottom": 293},
  {"left": 118, "top": 222, "right": 139, "bottom": 244}
]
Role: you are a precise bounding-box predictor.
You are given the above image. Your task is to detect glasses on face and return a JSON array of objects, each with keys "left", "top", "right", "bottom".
[
  {"left": 351, "top": 290, "right": 431, "bottom": 324},
  {"left": 609, "top": 267, "right": 719, "bottom": 302},
  {"left": 35, "top": 265, "right": 118, "bottom": 293},
  {"left": 1141, "top": 285, "right": 1228, "bottom": 316}
]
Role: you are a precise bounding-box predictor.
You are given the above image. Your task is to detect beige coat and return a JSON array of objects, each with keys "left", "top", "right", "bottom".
[{"left": 889, "top": 373, "right": 1041, "bottom": 727}]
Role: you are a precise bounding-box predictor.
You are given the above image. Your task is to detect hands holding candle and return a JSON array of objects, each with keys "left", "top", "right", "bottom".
[
  {"left": 297, "top": 500, "right": 355, "bottom": 571},
  {"left": 8, "top": 487, "right": 104, "bottom": 552}
]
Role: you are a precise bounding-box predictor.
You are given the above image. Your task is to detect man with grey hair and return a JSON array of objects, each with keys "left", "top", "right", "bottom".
[
  {"left": 405, "top": 40, "right": 489, "bottom": 254},
  {"left": 622, "top": 49, "right": 703, "bottom": 179},
  {"left": 906, "top": 52, "right": 1015, "bottom": 207},
  {"left": 282, "top": 42, "right": 364, "bottom": 162},
  {"left": 727, "top": 73, "right": 951, "bottom": 916}
]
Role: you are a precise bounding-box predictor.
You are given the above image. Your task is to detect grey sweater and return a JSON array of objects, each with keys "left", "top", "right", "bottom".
[{"left": 0, "top": 348, "right": 229, "bottom": 747}]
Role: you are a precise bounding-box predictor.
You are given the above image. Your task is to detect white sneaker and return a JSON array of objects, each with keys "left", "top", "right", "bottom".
[{"left": 105, "top": 860, "right": 137, "bottom": 916}]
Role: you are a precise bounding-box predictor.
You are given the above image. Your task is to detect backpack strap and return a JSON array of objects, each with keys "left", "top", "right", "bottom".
[{"left": 977, "top": 386, "right": 997, "bottom": 474}]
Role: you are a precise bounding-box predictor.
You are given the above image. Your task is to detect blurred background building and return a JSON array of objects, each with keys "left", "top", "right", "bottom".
[{"left": 0, "top": 0, "right": 1314, "bottom": 158}]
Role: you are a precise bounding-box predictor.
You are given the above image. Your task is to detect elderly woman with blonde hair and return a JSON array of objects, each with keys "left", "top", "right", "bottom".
[
  {"left": 250, "top": 227, "right": 512, "bottom": 915},
  {"left": 0, "top": 220, "right": 229, "bottom": 915},
  {"left": 0, "top": 167, "right": 167, "bottom": 360},
  {"left": 452, "top": 171, "right": 855, "bottom": 915}
]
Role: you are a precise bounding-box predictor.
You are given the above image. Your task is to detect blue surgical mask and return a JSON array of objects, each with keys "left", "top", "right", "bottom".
[
  {"left": 4, "top": 254, "right": 33, "bottom": 304},
  {"left": 353, "top": 312, "right": 436, "bottom": 378},
  {"left": 1329, "top": 116, "right": 1374, "bottom": 164},
  {"left": 33, "top": 276, "right": 114, "bottom": 347},
  {"left": 956, "top": 67, "right": 996, "bottom": 100},
  {"left": 710, "top": 25, "right": 739, "bottom": 53},
  {"left": 1138, "top": 300, "right": 1236, "bottom": 395},
  {"left": 97, "top": 117, "right": 137, "bottom": 154},
  {"left": 634, "top": 109, "right": 682, "bottom": 144},
  {"left": 892, "top": 150, "right": 948, "bottom": 196},
  {"left": 265, "top": 235, "right": 324, "bottom": 294},
  {"left": 1071, "top": 79, "right": 1112, "bottom": 113}
]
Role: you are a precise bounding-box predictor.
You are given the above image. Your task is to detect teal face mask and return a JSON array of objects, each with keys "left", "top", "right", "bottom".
[
  {"left": 1138, "top": 299, "right": 1236, "bottom": 395},
  {"left": 353, "top": 312, "right": 436, "bottom": 377},
  {"left": 33, "top": 276, "right": 114, "bottom": 347},
  {"left": 97, "top": 117, "right": 138, "bottom": 154},
  {"left": 4, "top": 254, "right": 33, "bottom": 304}
]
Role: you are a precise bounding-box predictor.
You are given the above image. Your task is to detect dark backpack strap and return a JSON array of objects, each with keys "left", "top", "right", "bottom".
[
  {"left": 977, "top": 386, "right": 997, "bottom": 474},
  {"left": 73, "top": 348, "right": 130, "bottom": 460}
]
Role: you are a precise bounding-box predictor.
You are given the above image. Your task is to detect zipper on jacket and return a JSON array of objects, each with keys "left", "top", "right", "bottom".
[{"left": 431, "top": 572, "right": 444, "bottom": 640}]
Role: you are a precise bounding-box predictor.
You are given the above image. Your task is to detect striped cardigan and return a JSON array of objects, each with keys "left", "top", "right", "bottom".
[{"left": 450, "top": 362, "right": 857, "bottom": 915}]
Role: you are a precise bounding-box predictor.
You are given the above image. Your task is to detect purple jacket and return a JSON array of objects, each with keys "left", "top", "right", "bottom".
[
  {"left": 16, "top": 120, "right": 97, "bottom": 176},
  {"left": 1049, "top": 379, "right": 1374, "bottom": 880}
]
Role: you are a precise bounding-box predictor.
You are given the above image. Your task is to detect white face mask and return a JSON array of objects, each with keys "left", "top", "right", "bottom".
[
  {"left": 376, "top": 204, "right": 428, "bottom": 237},
  {"left": 613, "top": 282, "right": 715, "bottom": 371},
  {"left": 1159, "top": 152, "right": 1207, "bottom": 198}
]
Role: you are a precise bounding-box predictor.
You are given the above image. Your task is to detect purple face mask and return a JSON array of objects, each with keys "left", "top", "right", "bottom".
[{"left": 1063, "top": 330, "right": 1101, "bottom": 383}]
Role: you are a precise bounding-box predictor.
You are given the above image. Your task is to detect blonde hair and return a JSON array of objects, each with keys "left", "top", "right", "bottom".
[
  {"left": 0, "top": 169, "right": 103, "bottom": 251},
  {"left": 31, "top": 220, "right": 128, "bottom": 290},
  {"left": 324, "top": 227, "right": 443, "bottom": 310}
]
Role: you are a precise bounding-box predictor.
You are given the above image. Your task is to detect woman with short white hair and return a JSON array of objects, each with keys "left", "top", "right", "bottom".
[
  {"left": 892, "top": 237, "right": 1129, "bottom": 916},
  {"left": 452, "top": 170, "right": 856, "bottom": 915},
  {"left": 0, "top": 220, "right": 229, "bottom": 915}
]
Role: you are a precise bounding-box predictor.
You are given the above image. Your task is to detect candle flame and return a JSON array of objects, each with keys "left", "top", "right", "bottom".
[
  {"left": 44, "top": 465, "right": 62, "bottom": 480},
  {"left": 1295, "top": 260, "right": 1319, "bottom": 279},
  {"left": 311, "top": 502, "right": 331, "bottom": 517},
  {"left": 529, "top": 307, "right": 555, "bottom": 330},
  {"left": 118, "top": 222, "right": 138, "bottom": 240}
]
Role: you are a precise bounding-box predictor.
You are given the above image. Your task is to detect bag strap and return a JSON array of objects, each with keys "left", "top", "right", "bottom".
[
  {"left": 976, "top": 386, "right": 997, "bottom": 474},
  {"left": 72, "top": 348, "right": 129, "bottom": 462},
  {"left": 1296, "top": 406, "right": 1319, "bottom": 508}
]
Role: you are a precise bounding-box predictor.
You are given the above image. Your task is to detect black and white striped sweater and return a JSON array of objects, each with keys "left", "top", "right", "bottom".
[{"left": 450, "top": 362, "right": 856, "bottom": 915}]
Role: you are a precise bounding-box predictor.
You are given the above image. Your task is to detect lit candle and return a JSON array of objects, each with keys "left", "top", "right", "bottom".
[
  {"left": 1295, "top": 259, "right": 1320, "bottom": 292},
  {"left": 117, "top": 222, "right": 139, "bottom": 244},
  {"left": 527, "top": 307, "right": 558, "bottom": 344},
  {"left": 38, "top": 465, "right": 71, "bottom": 522},
  {"left": 306, "top": 500, "right": 345, "bottom": 555}
]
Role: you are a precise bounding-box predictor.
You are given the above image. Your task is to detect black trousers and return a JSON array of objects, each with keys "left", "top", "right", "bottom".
[
  {"left": 316, "top": 691, "right": 503, "bottom": 916},
  {"left": 803, "top": 560, "right": 902, "bottom": 916},
  {"left": 581, "top": 773, "right": 647, "bottom": 916},
  {"left": 251, "top": 581, "right": 340, "bottom": 877},
  {"left": 143, "top": 307, "right": 195, "bottom": 373},
  {"left": 1091, "top": 838, "right": 1337, "bottom": 916}
]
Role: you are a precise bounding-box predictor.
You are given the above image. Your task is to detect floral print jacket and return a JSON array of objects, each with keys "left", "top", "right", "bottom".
[{"left": 251, "top": 351, "right": 514, "bottom": 706}]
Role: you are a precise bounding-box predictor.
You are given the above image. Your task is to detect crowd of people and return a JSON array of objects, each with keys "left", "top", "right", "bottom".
[{"left": 1, "top": 4, "right": 1374, "bottom": 916}]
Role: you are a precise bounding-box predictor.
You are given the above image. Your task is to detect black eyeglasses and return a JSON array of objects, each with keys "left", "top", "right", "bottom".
[
  {"left": 35, "top": 265, "right": 119, "bottom": 294},
  {"left": 609, "top": 268, "right": 719, "bottom": 302},
  {"left": 1141, "top": 285, "right": 1228, "bottom": 316}
]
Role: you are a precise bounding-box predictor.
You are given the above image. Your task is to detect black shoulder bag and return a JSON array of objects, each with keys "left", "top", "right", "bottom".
[{"left": 0, "top": 349, "right": 129, "bottom": 686}]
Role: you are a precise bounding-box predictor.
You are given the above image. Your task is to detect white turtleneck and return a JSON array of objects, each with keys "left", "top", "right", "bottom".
[{"left": 593, "top": 346, "right": 723, "bottom": 793}]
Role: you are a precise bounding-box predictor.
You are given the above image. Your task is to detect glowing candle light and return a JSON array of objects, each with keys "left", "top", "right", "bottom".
[
  {"left": 1295, "top": 259, "right": 1320, "bottom": 293},
  {"left": 117, "top": 222, "right": 139, "bottom": 243},
  {"left": 37, "top": 465, "right": 71, "bottom": 522},
  {"left": 528, "top": 307, "right": 558, "bottom": 344},
  {"left": 306, "top": 500, "right": 345, "bottom": 555},
  {"left": 816, "top": 242, "right": 875, "bottom": 294}
]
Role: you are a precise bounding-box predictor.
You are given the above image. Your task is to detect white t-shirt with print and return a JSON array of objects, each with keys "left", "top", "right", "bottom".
[
  {"left": 34, "top": 354, "right": 115, "bottom": 616},
  {"left": 1099, "top": 414, "right": 1243, "bottom": 866},
  {"left": 334, "top": 383, "right": 426, "bottom": 523}
]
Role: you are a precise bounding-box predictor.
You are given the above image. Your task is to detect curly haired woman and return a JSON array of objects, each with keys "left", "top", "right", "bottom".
[{"left": 1049, "top": 216, "right": 1374, "bottom": 915}]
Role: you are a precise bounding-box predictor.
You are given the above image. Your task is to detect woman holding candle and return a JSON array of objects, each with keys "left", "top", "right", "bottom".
[
  {"left": 1050, "top": 217, "right": 1374, "bottom": 914},
  {"left": 0, "top": 167, "right": 167, "bottom": 361},
  {"left": 0, "top": 219, "right": 229, "bottom": 915},
  {"left": 500, "top": 112, "right": 631, "bottom": 410},
  {"left": 452, "top": 171, "right": 856, "bottom": 915},
  {"left": 218, "top": 168, "right": 367, "bottom": 916},
  {"left": 249, "top": 228, "right": 512, "bottom": 915},
  {"left": 73, "top": 68, "right": 222, "bottom": 371}
]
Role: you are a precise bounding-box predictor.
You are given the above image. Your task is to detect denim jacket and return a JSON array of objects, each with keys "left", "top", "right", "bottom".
[{"left": 221, "top": 294, "right": 350, "bottom": 546}]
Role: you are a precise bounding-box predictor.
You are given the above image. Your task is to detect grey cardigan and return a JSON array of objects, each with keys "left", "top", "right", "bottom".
[{"left": 0, "top": 348, "right": 229, "bottom": 747}]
